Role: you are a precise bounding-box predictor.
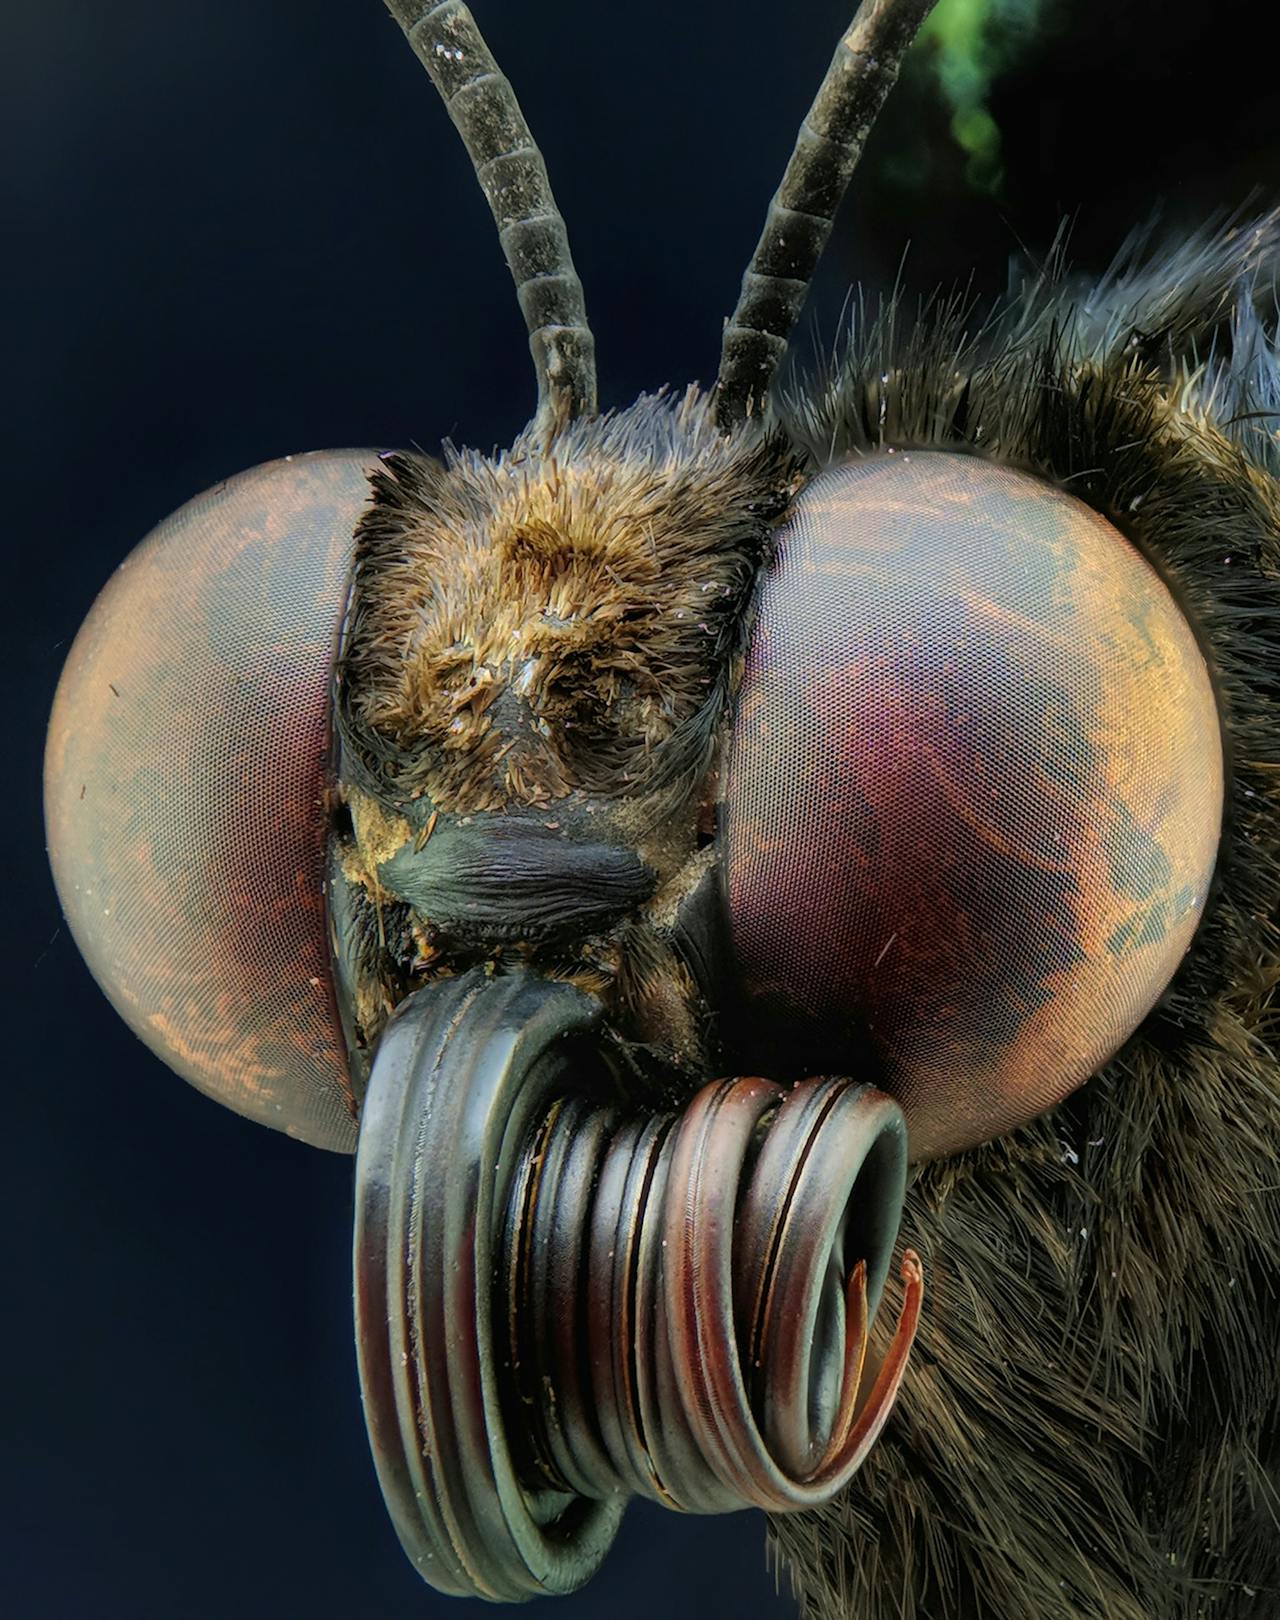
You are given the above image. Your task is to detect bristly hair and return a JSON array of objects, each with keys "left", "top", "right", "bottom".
[
  {"left": 335, "top": 388, "right": 797, "bottom": 818},
  {"left": 769, "top": 214, "right": 1280, "bottom": 1619}
]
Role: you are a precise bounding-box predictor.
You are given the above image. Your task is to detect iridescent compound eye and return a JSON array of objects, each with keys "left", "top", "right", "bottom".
[
  {"left": 45, "top": 451, "right": 378, "bottom": 1151},
  {"left": 723, "top": 451, "right": 1225, "bottom": 1160}
]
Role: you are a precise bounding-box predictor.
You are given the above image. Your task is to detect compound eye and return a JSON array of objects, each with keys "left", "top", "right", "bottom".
[
  {"left": 45, "top": 451, "right": 378, "bottom": 1151},
  {"left": 723, "top": 451, "right": 1224, "bottom": 1160}
]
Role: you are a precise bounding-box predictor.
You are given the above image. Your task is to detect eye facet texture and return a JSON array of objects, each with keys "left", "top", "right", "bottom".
[
  {"left": 45, "top": 451, "right": 378, "bottom": 1152},
  {"left": 724, "top": 451, "right": 1224, "bottom": 1160}
]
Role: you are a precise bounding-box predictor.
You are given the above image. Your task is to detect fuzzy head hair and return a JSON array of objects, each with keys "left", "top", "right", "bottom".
[
  {"left": 766, "top": 214, "right": 1280, "bottom": 1620},
  {"left": 336, "top": 391, "right": 795, "bottom": 819}
]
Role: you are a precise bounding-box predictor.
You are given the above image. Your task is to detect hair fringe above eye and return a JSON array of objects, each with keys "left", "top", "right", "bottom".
[{"left": 783, "top": 205, "right": 1280, "bottom": 466}]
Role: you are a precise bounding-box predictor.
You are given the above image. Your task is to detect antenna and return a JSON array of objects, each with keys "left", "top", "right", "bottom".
[
  {"left": 714, "top": 0, "right": 938, "bottom": 431},
  {"left": 385, "top": 1, "right": 597, "bottom": 432}
]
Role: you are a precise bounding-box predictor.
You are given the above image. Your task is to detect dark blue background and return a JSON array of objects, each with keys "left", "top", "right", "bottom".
[{"left": 10, "top": 2, "right": 1278, "bottom": 1617}]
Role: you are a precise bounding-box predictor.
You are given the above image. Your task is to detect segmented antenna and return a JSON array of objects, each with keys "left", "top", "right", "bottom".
[
  {"left": 385, "top": 1, "right": 597, "bottom": 431},
  {"left": 714, "top": 0, "right": 938, "bottom": 431}
]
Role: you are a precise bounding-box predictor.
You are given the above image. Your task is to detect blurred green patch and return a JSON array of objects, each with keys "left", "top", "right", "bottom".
[{"left": 916, "top": 0, "right": 1054, "bottom": 193}]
